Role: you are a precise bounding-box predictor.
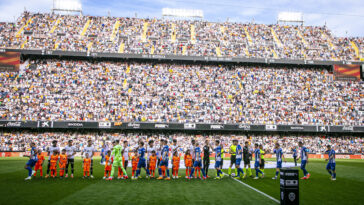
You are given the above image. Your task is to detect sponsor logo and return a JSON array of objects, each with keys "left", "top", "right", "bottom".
[
  {"left": 127, "top": 123, "right": 140, "bottom": 128},
  {"left": 265, "top": 125, "right": 277, "bottom": 130},
  {"left": 40, "top": 121, "right": 49, "bottom": 127},
  {"left": 210, "top": 125, "right": 224, "bottom": 129},
  {"left": 68, "top": 122, "right": 83, "bottom": 127},
  {"left": 284, "top": 173, "right": 298, "bottom": 177},
  {"left": 288, "top": 192, "right": 296, "bottom": 201},
  {"left": 319, "top": 126, "right": 327, "bottom": 132},
  {"left": 99, "top": 122, "right": 111, "bottom": 128},
  {"left": 238, "top": 125, "right": 251, "bottom": 130},
  {"left": 285, "top": 180, "right": 298, "bottom": 186},
  {"left": 184, "top": 123, "right": 196, "bottom": 129},
  {"left": 336, "top": 155, "right": 350, "bottom": 159},
  {"left": 290, "top": 126, "right": 304, "bottom": 130},
  {"left": 114, "top": 122, "right": 122, "bottom": 126},
  {"left": 281, "top": 191, "right": 284, "bottom": 201},
  {"left": 6, "top": 121, "right": 21, "bottom": 127},
  {"left": 155, "top": 124, "right": 169, "bottom": 128},
  {"left": 342, "top": 126, "right": 353, "bottom": 131},
  {"left": 37, "top": 121, "right": 53, "bottom": 128}
]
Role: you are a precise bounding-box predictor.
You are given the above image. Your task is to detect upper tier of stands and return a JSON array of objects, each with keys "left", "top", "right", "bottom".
[{"left": 1, "top": 12, "right": 363, "bottom": 61}]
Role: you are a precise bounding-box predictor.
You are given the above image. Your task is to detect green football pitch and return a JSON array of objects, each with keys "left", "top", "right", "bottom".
[{"left": 0, "top": 157, "right": 363, "bottom": 205}]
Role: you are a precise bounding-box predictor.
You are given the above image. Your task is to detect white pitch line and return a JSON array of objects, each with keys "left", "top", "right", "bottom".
[{"left": 223, "top": 172, "right": 280, "bottom": 204}]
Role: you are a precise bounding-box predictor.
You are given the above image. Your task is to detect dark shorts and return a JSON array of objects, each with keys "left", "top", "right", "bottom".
[
  {"left": 159, "top": 159, "right": 169, "bottom": 167},
  {"left": 67, "top": 158, "right": 74, "bottom": 164},
  {"left": 193, "top": 160, "right": 202, "bottom": 168},
  {"left": 236, "top": 159, "right": 242, "bottom": 166},
  {"left": 260, "top": 159, "right": 265, "bottom": 169},
  {"left": 215, "top": 161, "right": 221, "bottom": 168},
  {"left": 244, "top": 158, "right": 250, "bottom": 166},
  {"left": 326, "top": 163, "right": 336, "bottom": 171},
  {"left": 230, "top": 155, "right": 236, "bottom": 165},
  {"left": 26, "top": 159, "right": 37, "bottom": 167},
  {"left": 137, "top": 158, "right": 146, "bottom": 168}
]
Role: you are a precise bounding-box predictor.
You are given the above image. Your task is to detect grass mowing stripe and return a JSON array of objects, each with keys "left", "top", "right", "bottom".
[{"left": 222, "top": 172, "right": 280, "bottom": 204}]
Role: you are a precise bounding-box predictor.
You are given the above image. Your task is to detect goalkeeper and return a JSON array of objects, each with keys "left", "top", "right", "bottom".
[{"left": 107, "top": 140, "right": 128, "bottom": 180}]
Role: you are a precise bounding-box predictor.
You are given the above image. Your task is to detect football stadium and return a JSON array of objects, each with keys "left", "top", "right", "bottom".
[{"left": 0, "top": 0, "right": 363, "bottom": 204}]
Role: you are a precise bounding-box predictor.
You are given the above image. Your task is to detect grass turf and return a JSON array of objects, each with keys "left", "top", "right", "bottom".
[{"left": 0, "top": 157, "right": 363, "bottom": 205}]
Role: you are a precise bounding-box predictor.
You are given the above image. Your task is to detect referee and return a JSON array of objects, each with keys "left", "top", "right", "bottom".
[
  {"left": 228, "top": 140, "right": 237, "bottom": 176},
  {"left": 243, "top": 141, "right": 253, "bottom": 177},
  {"left": 259, "top": 144, "right": 265, "bottom": 176},
  {"left": 203, "top": 140, "right": 210, "bottom": 177}
]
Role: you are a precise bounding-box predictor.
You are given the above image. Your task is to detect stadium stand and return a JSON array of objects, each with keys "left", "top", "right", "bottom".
[
  {"left": 0, "top": 60, "right": 362, "bottom": 125},
  {"left": 1, "top": 12, "right": 364, "bottom": 61}
]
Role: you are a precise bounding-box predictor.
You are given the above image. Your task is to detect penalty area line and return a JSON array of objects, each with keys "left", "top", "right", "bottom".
[{"left": 222, "top": 172, "right": 280, "bottom": 204}]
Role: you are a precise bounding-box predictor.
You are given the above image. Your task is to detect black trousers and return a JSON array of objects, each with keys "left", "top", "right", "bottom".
[
  {"left": 203, "top": 158, "right": 210, "bottom": 175},
  {"left": 90, "top": 159, "right": 94, "bottom": 175},
  {"left": 294, "top": 156, "right": 297, "bottom": 166},
  {"left": 65, "top": 159, "right": 75, "bottom": 174},
  {"left": 124, "top": 160, "right": 128, "bottom": 170},
  {"left": 46, "top": 160, "right": 51, "bottom": 174}
]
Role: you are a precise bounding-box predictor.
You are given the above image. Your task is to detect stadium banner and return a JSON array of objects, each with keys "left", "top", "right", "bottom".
[
  {"left": 0, "top": 120, "right": 363, "bottom": 133},
  {"left": 0, "top": 121, "right": 37, "bottom": 128},
  {"left": 0, "top": 52, "right": 20, "bottom": 72},
  {"left": 53, "top": 121, "right": 99, "bottom": 129},
  {"left": 333, "top": 64, "right": 361, "bottom": 81},
  {"left": 278, "top": 125, "right": 317, "bottom": 132},
  {"left": 4, "top": 48, "right": 363, "bottom": 66},
  {"left": 330, "top": 126, "right": 364, "bottom": 132}
]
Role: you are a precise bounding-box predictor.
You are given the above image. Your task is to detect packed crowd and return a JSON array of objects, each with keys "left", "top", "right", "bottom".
[
  {"left": 0, "top": 12, "right": 363, "bottom": 61},
  {"left": 1, "top": 131, "right": 363, "bottom": 154},
  {"left": 0, "top": 60, "right": 362, "bottom": 125}
]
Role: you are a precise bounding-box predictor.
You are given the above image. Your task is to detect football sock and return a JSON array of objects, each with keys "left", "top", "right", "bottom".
[
  {"left": 237, "top": 168, "right": 244, "bottom": 176},
  {"left": 111, "top": 166, "right": 115, "bottom": 177},
  {"left": 190, "top": 168, "right": 195, "bottom": 177},
  {"left": 248, "top": 168, "right": 252, "bottom": 176},
  {"left": 27, "top": 167, "right": 32, "bottom": 177},
  {"left": 201, "top": 168, "right": 206, "bottom": 177}
]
